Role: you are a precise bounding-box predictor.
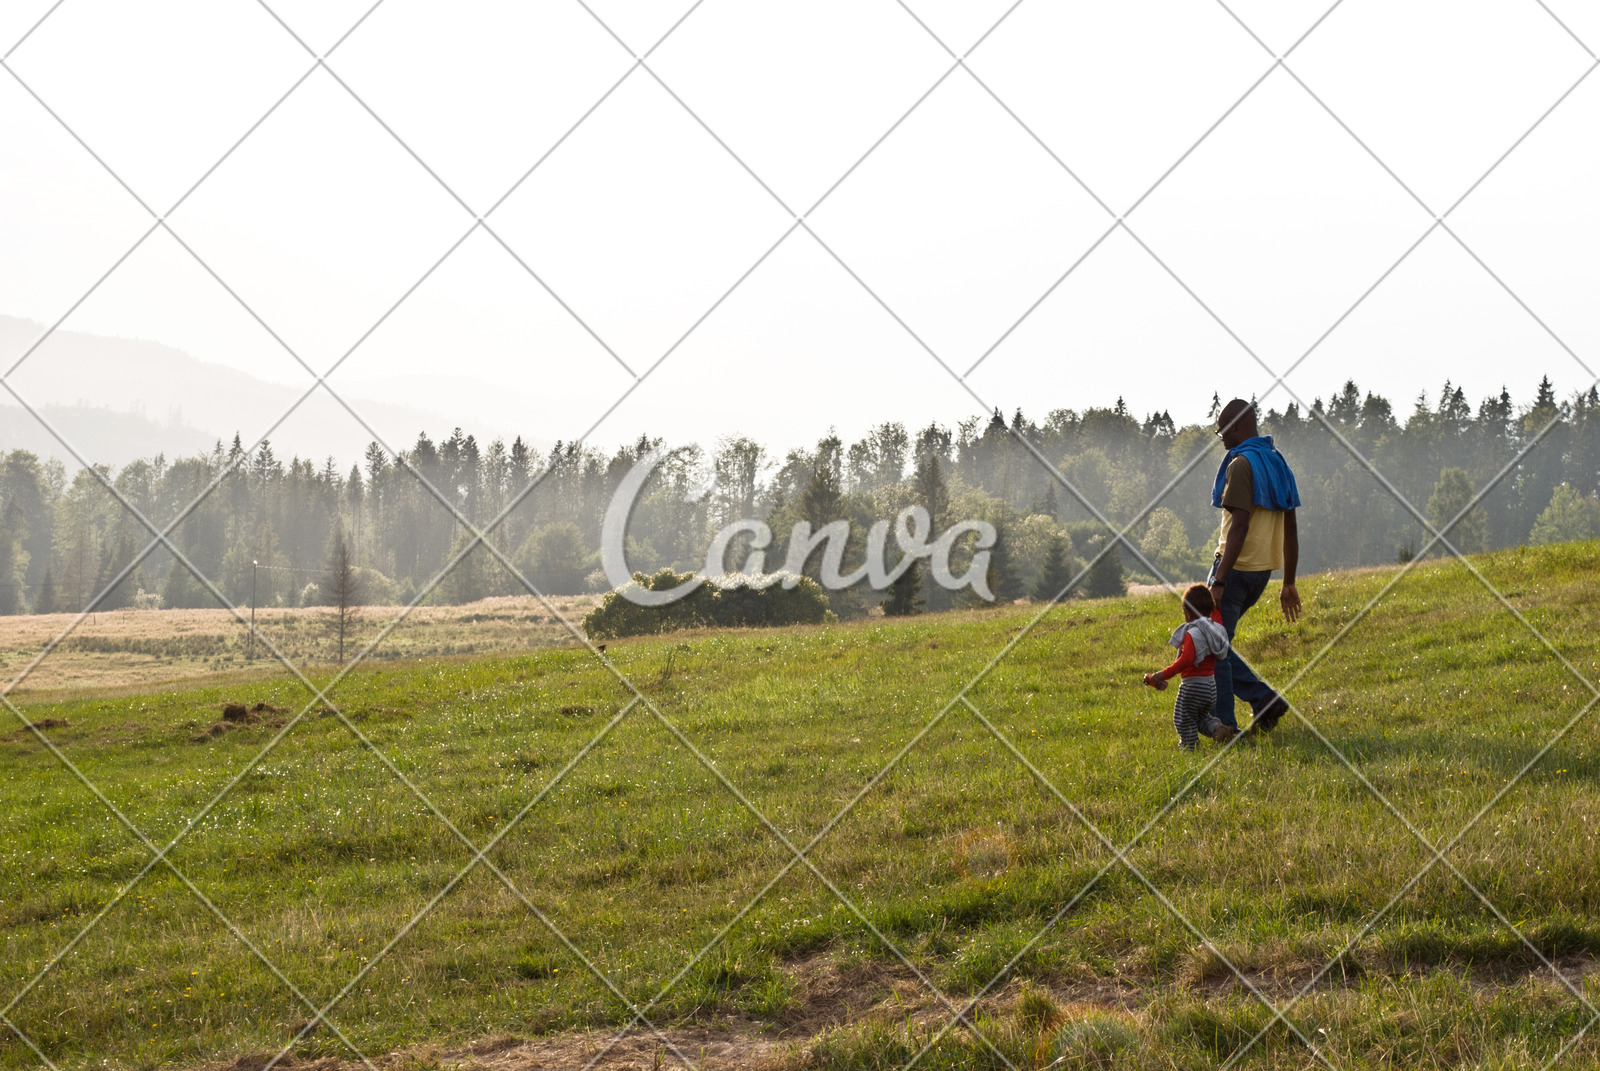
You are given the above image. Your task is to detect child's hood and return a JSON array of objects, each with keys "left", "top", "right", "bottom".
[{"left": 1168, "top": 617, "right": 1230, "bottom": 662}]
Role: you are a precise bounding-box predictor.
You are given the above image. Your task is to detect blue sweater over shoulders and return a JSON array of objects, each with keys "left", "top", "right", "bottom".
[{"left": 1211, "top": 435, "right": 1301, "bottom": 511}]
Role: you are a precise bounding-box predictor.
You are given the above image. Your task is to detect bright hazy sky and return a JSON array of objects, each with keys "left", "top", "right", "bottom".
[{"left": 2, "top": 0, "right": 1597, "bottom": 461}]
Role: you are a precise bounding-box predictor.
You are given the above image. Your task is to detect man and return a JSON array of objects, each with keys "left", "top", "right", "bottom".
[{"left": 1207, "top": 398, "right": 1302, "bottom": 735}]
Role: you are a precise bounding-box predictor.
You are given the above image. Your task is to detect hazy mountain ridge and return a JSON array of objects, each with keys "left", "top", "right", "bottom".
[{"left": 0, "top": 315, "right": 533, "bottom": 469}]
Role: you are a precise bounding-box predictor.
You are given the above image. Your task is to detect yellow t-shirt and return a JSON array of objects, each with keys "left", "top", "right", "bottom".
[{"left": 1216, "top": 456, "right": 1285, "bottom": 572}]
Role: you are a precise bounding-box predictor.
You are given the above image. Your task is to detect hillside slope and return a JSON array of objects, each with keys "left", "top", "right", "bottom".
[{"left": 2, "top": 542, "right": 1597, "bottom": 1069}]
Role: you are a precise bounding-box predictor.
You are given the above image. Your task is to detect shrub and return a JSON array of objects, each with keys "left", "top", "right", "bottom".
[
  {"left": 1073, "top": 530, "right": 1126, "bottom": 599},
  {"left": 583, "top": 569, "right": 829, "bottom": 640},
  {"left": 1530, "top": 483, "right": 1600, "bottom": 545},
  {"left": 354, "top": 567, "right": 399, "bottom": 606},
  {"left": 514, "top": 522, "right": 592, "bottom": 595}
]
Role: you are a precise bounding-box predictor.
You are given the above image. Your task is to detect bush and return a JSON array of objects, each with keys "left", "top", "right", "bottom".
[
  {"left": 1071, "top": 529, "right": 1126, "bottom": 599},
  {"left": 583, "top": 569, "right": 829, "bottom": 640},
  {"left": 1530, "top": 483, "right": 1600, "bottom": 545},
  {"left": 354, "top": 567, "right": 399, "bottom": 605},
  {"left": 515, "top": 522, "right": 592, "bottom": 595}
]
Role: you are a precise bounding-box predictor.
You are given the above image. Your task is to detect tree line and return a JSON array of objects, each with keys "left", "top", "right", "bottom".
[{"left": 0, "top": 376, "right": 1597, "bottom": 618}]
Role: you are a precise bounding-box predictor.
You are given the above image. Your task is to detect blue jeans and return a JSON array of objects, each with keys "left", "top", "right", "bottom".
[{"left": 1211, "top": 567, "right": 1281, "bottom": 729}]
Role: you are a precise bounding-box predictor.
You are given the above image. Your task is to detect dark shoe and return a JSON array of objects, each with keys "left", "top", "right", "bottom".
[
  {"left": 1251, "top": 697, "right": 1290, "bottom": 733},
  {"left": 1201, "top": 716, "right": 1237, "bottom": 744}
]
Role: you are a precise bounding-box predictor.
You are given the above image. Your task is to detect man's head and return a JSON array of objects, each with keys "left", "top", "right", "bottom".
[{"left": 1217, "top": 398, "right": 1257, "bottom": 449}]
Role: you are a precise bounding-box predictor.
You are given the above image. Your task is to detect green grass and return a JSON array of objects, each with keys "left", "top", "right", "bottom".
[{"left": 3, "top": 543, "right": 1600, "bottom": 1069}]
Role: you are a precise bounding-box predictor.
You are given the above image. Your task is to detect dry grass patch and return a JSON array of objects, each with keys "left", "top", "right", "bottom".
[{"left": 0, "top": 594, "right": 603, "bottom": 694}]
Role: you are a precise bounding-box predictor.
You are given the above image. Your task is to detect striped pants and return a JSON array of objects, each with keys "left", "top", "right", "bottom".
[{"left": 1173, "top": 676, "right": 1218, "bottom": 750}]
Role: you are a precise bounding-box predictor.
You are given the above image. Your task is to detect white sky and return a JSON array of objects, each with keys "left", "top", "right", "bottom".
[{"left": 2, "top": 0, "right": 1597, "bottom": 463}]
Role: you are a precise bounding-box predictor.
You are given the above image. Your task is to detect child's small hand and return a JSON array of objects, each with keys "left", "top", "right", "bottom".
[{"left": 1142, "top": 672, "right": 1168, "bottom": 691}]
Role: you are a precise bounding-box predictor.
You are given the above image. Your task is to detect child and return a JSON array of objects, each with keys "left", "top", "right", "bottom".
[{"left": 1143, "top": 584, "right": 1236, "bottom": 749}]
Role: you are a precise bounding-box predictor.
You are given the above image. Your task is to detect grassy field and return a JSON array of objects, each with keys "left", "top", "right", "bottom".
[
  {"left": 2, "top": 543, "right": 1599, "bottom": 1070},
  {"left": 0, "top": 594, "right": 602, "bottom": 695}
]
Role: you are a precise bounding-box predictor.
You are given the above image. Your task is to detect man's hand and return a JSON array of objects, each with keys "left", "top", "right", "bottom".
[
  {"left": 1280, "top": 582, "right": 1302, "bottom": 623},
  {"left": 1209, "top": 582, "right": 1225, "bottom": 609}
]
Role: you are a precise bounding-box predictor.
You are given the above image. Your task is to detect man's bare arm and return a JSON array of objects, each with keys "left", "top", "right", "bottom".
[
  {"left": 1209, "top": 505, "right": 1250, "bottom": 604},
  {"left": 1280, "top": 509, "right": 1301, "bottom": 622}
]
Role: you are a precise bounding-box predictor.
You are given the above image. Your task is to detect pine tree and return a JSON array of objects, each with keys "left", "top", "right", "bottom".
[
  {"left": 798, "top": 437, "right": 845, "bottom": 531},
  {"left": 441, "top": 531, "right": 488, "bottom": 605},
  {"left": 36, "top": 566, "right": 56, "bottom": 615},
  {"left": 162, "top": 561, "right": 199, "bottom": 610},
  {"left": 1535, "top": 375, "right": 1558, "bottom": 412},
  {"left": 0, "top": 530, "right": 23, "bottom": 616},
  {"left": 1082, "top": 533, "right": 1126, "bottom": 599},
  {"left": 984, "top": 518, "right": 1026, "bottom": 603},
  {"left": 1425, "top": 468, "right": 1485, "bottom": 554},
  {"left": 1031, "top": 483, "right": 1060, "bottom": 520},
  {"left": 94, "top": 531, "right": 140, "bottom": 611},
  {"left": 323, "top": 519, "right": 361, "bottom": 662},
  {"left": 1032, "top": 534, "right": 1075, "bottom": 603},
  {"left": 912, "top": 449, "right": 951, "bottom": 610},
  {"left": 881, "top": 558, "right": 924, "bottom": 616}
]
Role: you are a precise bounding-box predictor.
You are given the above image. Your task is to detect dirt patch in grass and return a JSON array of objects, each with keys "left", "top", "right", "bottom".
[
  {"left": 204, "top": 1030, "right": 787, "bottom": 1070},
  {"left": 7, "top": 716, "right": 69, "bottom": 736},
  {"left": 774, "top": 954, "right": 926, "bottom": 1037}
]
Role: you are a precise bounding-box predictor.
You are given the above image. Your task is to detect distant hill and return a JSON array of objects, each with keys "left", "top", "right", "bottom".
[
  {"left": 0, "top": 315, "right": 539, "bottom": 470},
  {"left": 0, "top": 402, "right": 218, "bottom": 469}
]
